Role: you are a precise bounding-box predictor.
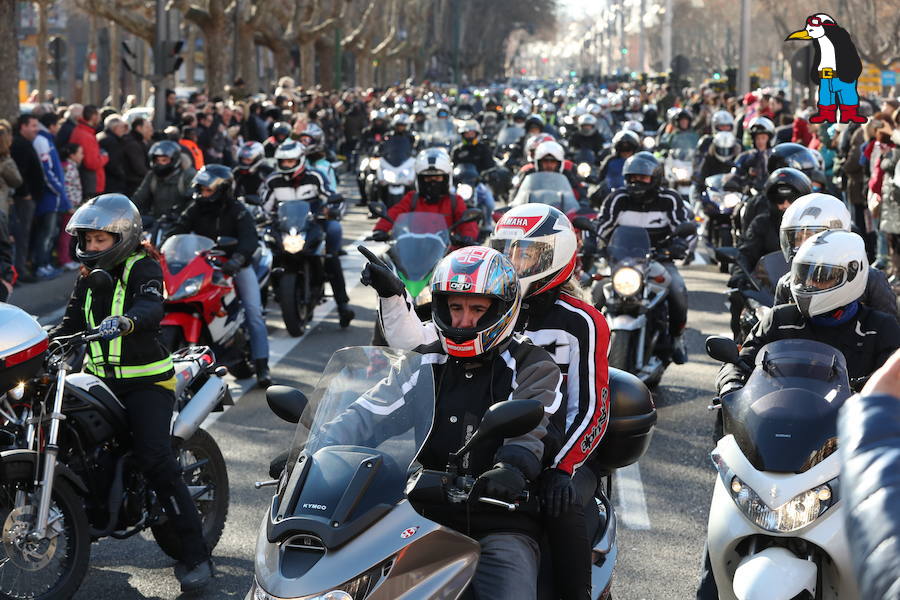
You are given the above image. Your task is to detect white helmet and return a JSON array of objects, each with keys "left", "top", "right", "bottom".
[
  {"left": 414, "top": 148, "right": 452, "bottom": 202},
  {"left": 779, "top": 193, "right": 852, "bottom": 261},
  {"left": 577, "top": 113, "right": 597, "bottom": 130},
  {"left": 748, "top": 116, "right": 776, "bottom": 146},
  {"left": 790, "top": 230, "right": 868, "bottom": 318},
  {"left": 570, "top": 105, "right": 588, "bottom": 118},
  {"left": 623, "top": 120, "right": 644, "bottom": 136},
  {"left": 274, "top": 139, "right": 306, "bottom": 176},
  {"left": 586, "top": 103, "right": 602, "bottom": 117},
  {"left": 711, "top": 110, "right": 734, "bottom": 131},
  {"left": 712, "top": 131, "right": 739, "bottom": 162},
  {"left": 489, "top": 204, "right": 578, "bottom": 297},
  {"left": 533, "top": 140, "right": 565, "bottom": 172}
]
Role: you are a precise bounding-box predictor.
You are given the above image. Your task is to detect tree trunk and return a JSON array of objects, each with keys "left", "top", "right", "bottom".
[
  {"left": 36, "top": 0, "right": 49, "bottom": 102},
  {"left": 109, "top": 21, "right": 121, "bottom": 109},
  {"left": 184, "top": 23, "right": 196, "bottom": 86},
  {"left": 200, "top": 22, "right": 227, "bottom": 96},
  {"left": 236, "top": 22, "right": 259, "bottom": 93},
  {"left": 0, "top": 0, "right": 19, "bottom": 121},
  {"left": 299, "top": 38, "right": 316, "bottom": 88},
  {"left": 271, "top": 43, "right": 292, "bottom": 81},
  {"left": 317, "top": 38, "right": 334, "bottom": 90},
  {"left": 355, "top": 52, "right": 374, "bottom": 88},
  {"left": 83, "top": 13, "right": 98, "bottom": 105}
]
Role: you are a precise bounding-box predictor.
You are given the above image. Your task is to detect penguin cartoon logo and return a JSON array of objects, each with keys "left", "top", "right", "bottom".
[{"left": 786, "top": 13, "right": 866, "bottom": 125}]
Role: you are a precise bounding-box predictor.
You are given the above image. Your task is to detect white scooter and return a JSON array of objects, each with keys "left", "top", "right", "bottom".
[{"left": 702, "top": 336, "right": 859, "bottom": 600}]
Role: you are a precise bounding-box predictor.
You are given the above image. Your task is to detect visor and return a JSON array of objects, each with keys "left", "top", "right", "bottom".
[
  {"left": 489, "top": 238, "right": 555, "bottom": 280},
  {"left": 792, "top": 261, "right": 846, "bottom": 294},
  {"left": 780, "top": 226, "right": 828, "bottom": 258}
]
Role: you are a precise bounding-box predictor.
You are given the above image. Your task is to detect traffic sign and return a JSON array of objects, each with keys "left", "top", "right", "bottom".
[{"left": 883, "top": 71, "right": 897, "bottom": 87}]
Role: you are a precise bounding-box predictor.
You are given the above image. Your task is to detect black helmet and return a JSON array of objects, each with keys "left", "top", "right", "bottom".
[
  {"left": 767, "top": 143, "right": 820, "bottom": 175},
  {"left": 524, "top": 114, "right": 545, "bottom": 132},
  {"left": 191, "top": 164, "right": 235, "bottom": 205},
  {"left": 271, "top": 121, "right": 292, "bottom": 142},
  {"left": 671, "top": 109, "right": 691, "bottom": 124},
  {"left": 148, "top": 140, "right": 182, "bottom": 177},
  {"left": 764, "top": 167, "right": 812, "bottom": 209},
  {"left": 66, "top": 194, "right": 143, "bottom": 270},
  {"left": 623, "top": 151, "right": 661, "bottom": 203}
]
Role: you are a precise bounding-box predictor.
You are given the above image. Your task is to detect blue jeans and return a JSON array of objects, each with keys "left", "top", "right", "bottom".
[
  {"left": 323, "top": 219, "right": 342, "bottom": 255},
  {"left": 469, "top": 533, "right": 540, "bottom": 600},
  {"left": 233, "top": 266, "right": 269, "bottom": 361},
  {"left": 30, "top": 211, "right": 59, "bottom": 268},
  {"left": 818, "top": 77, "right": 859, "bottom": 106}
]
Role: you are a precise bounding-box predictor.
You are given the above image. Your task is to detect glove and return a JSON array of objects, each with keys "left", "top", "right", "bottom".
[
  {"left": 98, "top": 316, "right": 133, "bottom": 341},
  {"left": 539, "top": 468, "right": 579, "bottom": 518},
  {"left": 370, "top": 229, "right": 390, "bottom": 242},
  {"left": 358, "top": 245, "right": 405, "bottom": 298},
  {"left": 470, "top": 463, "right": 526, "bottom": 503},
  {"left": 669, "top": 237, "right": 689, "bottom": 259},
  {"left": 718, "top": 379, "right": 744, "bottom": 397},
  {"left": 222, "top": 253, "right": 245, "bottom": 276}
]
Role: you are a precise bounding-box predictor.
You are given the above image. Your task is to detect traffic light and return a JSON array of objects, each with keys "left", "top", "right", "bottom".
[
  {"left": 48, "top": 36, "right": 66, "bottom": 81},
  {"left": 161, "top": 40, "right": 184, "bottom": 75},
  {"left": 620, "top": 47, "right": 628, "bottom": 55},
  {"left": 713, "top": 72, "right": 721, "bottom": 80}
]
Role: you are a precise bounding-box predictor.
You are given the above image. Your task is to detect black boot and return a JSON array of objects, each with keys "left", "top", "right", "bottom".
[
  {"left": 338, "top": 304, "right": 355, "bottom": 328},
  {"left": 177, "top": 559, "right": 214, "bottom": 593},
  {"left": 255, "top": 359, "right": 272, "bottom": 388}
]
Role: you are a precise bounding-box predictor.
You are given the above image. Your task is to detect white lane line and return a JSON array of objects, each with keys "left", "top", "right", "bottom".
[
  {"left": 614, "top": 462, "right": 651, "bottom": 530},
  {"left": 201, "top": 234, "right": 384, "bottom": 429}
]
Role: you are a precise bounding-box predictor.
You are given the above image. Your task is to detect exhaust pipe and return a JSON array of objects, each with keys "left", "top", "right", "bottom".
[{"left": 172, "top": 375, "right": 228, "bottom": 441}]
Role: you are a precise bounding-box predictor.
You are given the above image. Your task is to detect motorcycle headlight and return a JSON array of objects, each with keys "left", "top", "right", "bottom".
[
  {"left": 577, "top": 162, "right": 592, "bottom": 178},
  {"left": 368, "top": 157, "right": 380, "bottom": 170},
  {"left": 643, "top": 137, "right": 656, "bottom": 150},
  {"left": 251, "top": 580, "right": 352, "bottom": 600},
  {"left": 168, "top": 274, "right": 205, "bottom": 300},
  {"left": 672, "top": 167, "right": 690, "bottom": 181},
  {"left": 359, "top": 157, "right": 369, "bottom": 171},
  {"left": 457, "top": 183, "right": 474, "bottom": 201},
  {"left": 383, "top": 169, "right": 399, "bottom": 183},
  {"left": 723, "top": 192, "right": 742, "bottom": 209},
  {"left": 612, "top": 267, "right": 642, "bottom": 297},
  {"left": 712, "top": 450, "right": 839, "bottom": 533},
  {"left": 282, "top": 233, "right": 306, "bottom": 254}
]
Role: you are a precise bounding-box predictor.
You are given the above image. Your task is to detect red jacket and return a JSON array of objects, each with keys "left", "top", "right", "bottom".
[
  {"left": 69, "top": 119, "right": 108, "bottom": 194},
  {"left": 791, "top": 118, "right": 813, "bottom": 147},
  {"left": 374, "top": 191, "right": 479, "bottom": 240}
]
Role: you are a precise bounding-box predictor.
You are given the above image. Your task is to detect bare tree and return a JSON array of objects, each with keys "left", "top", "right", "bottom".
[
  {"left": 0, "top": 0, "right": 19, "bottom": 121},
  {"left": 841, "top": 0, "right": 900, "bottom": 71}
]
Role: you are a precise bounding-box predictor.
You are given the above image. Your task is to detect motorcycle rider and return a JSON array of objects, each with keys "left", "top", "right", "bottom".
[
  {"left": 359, "top": 109, "right": 389, "bottom": 154},
  {"left": 596, "top": 151, "right": 692, "bottom": 363},
  {"left": 168, "top": 165, "right": 271, "bottom": 387},
  {"left": 593, "top": 130, "right": 641, "bottom": 205},
  {"left": 298, "top": 124, "right": 337, "bottom": 191},
  {"left": 52, "top": 194, "right": 213, "bottom": 592},
  {"left": 767, "top": 142, "right": 828, "bottom": 193},
  {"left": 514, "top": 140, "right": 583, "bottom": 202},
  {"left": 371, "top": 148, "right": 479, "bottom": 244},
  {"left": 358, "top": 245, "right": 564, "bottom": 600},
  {"left": 232, "top": 141, "right": 270, "bottom": 198},
  {"left": 725, "top": 116, "right": 775, "bottom": 194},
  {"left": 262, "top": 140, "right": 355, "bottom": 327},
  {"left": 693, "top": 110, "right": 735, "bottom": 171},
  {"left": 386, "top": 113, "right": 416, "bottom": 146},
  {"left": 132, "top": 140, "right": 196, "bottom": 219},
  {"left": 659, "top": 109, "right": 700, "bottom": 155},
  {"left": 691, "top": 131, "right": 741, "bottom": 194},
  {"left": 451, "top": 120, "right": 495, "bottom": 174},
  {"left": 569, "top": 114, "right": 606, "bottom": 155},
  {"left": 774, "top": 192, "right": 899, "bottom": 321},
  {"left": 263, "top": 121, "right": 292, "bottom": 158}
]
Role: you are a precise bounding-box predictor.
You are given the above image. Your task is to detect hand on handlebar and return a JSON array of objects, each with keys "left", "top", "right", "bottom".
[
  {"left": 470, "top": 463, "right": 527, "bottom": 504},
  {"left": 98, "top": 316, "right": 134, "bottom": 341}
]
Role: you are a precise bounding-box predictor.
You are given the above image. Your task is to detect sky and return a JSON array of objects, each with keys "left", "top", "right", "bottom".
[{"left": 559, "top": 0, "right": 605, "bottom": 17}]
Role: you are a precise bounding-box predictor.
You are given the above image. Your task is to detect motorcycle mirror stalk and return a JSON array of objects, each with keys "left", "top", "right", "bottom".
[
  {"left": 368, "top": 201, "right": 392, "bottom": 223},
  {"left": 450, "top": 208, "right": 484, "bottom": 230}
]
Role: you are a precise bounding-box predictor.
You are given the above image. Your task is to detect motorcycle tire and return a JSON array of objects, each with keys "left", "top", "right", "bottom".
[
  {"left": 161, "top": 324, "right": 186, "bottom": 354},
  {"left": 152, "top": 428, "right": 229, "bottom": 561},
  {"left": 0, "top": 459, "right": 91, "bottom": 600},
  {"left": 279, "top": 271, "right": 310, "bottom": 337},
  {"left": 607, "top": 330, "right": 637, "bottom": 373}
]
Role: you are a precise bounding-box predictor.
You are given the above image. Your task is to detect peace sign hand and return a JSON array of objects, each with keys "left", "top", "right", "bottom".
[{"left": 358, "top": 245, "right": 405, "bottom": 298}]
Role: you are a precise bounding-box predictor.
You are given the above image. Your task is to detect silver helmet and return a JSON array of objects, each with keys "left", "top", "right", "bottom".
[{"left": 67, "top": 194, "right": 143, "bottom": 270}]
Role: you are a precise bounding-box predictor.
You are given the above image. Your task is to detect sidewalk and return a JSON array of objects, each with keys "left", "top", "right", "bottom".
[{"left": 9, "top": 270, "right": 79, "bottom": 323}]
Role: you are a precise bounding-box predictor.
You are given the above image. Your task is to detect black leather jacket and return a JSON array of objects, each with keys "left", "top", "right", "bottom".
[{"left": 839, "top": 392, "right": 900, "bottom": 600}]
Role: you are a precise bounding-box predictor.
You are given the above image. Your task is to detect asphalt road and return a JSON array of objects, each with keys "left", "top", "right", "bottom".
[{"left": 16, "top": 187, "right": 732, "bottom": 599}]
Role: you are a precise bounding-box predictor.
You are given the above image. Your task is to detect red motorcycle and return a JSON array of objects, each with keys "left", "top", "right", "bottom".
[{"left": 159, "top": 233, "right": 255, "bottom": 378}]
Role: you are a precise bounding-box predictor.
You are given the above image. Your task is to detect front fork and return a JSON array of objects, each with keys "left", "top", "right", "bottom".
[{"left": 28, "top": 365, "right": 68, "bottom": 541}]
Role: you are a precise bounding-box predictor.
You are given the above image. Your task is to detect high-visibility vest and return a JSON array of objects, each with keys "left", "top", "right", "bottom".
[
  {"left": 180, "top": 139, "right": 205, "bottom": 169},
  {"left": 83, "top": 252, "right": 174, "bottom": 380}
]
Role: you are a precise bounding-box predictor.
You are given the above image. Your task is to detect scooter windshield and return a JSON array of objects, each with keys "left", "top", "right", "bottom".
[
  {"left": 390, "top": 213, "right": 450, "bottom": 282},
  {"left": 751, "top": 251, "right": 789, "bottom": 292},
  {"left": 726, "top": 339, "right": 850, "bottom": 473},
  {"left": 277, "top": 200, "right": 311, "bottom": 233},
  {"left": 705, "top": 174, "right": 727, "bottom": 191},
  {"left": 496, "top": 125, "right": 525, "bottom": 146},
  {"left": 511, "top": 172, "right": 579, "bottom": 213},
  {"left": 607, "top": 226, "right": 651, "bottom": 265},
  {"left": 380, "top": 137, "right": 413, "bottom": 167},
  {"left": 274, "top": 348, "right": 435, "bottom": 545},
  {"left": 160, "top": 234, "right": 215, "bottom": 275}
]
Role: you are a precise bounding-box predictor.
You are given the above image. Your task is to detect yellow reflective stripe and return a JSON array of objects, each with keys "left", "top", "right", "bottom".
[
  {"left": 83, "top": 290, "right": 104, "bottom": 366},
  {"left": 108, "top": 253, "right": 143, "bottom": 365},
  {"left": 113, "top": 357, "right": 174, "bottom": 379}
]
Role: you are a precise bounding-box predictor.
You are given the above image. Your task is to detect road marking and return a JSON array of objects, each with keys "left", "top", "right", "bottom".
[
  {"left": 614, "top": 462, "right": 651, "bottom": 530},
  {"left": 201, "top": 233, "right": 383, "bottom": 429}
]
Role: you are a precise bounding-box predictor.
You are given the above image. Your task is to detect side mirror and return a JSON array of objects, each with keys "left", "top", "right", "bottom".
[
  {"left": 714, "top": 246, "right": 739, "bottom": 265},
  {"left": 243, "top": 194, "right": 263, "bottom": 206},
  {"left": 368, "top": 201, "right": 391, "bottom": 222},
  {"left": 572, "top": 216, "right": 596, "bottom": 232},
  {"left": 674, "top": 221, "right": 697, "bottom": 237},
  {"left": 453, "top": 399, "right": 545, "bottom": 459},
  {"left": 459, "top": 207, "right": 483, "bottom": 224},
  {"left": 266, "top": 385, "right": 310, "bottom": 424},
  {"left": 706, "top": 336, "right": 741, "bottom": 365},
  {"left": 216, "top": 236, "right": 238, "bottom": 249},
  {"left": 85, "top": 269, "right": 113, "bottom": 294}
]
